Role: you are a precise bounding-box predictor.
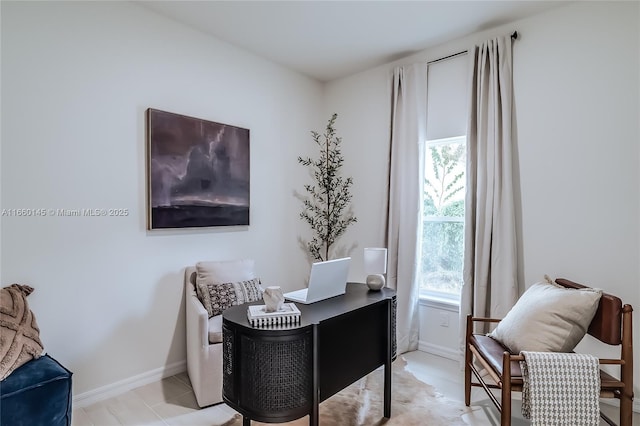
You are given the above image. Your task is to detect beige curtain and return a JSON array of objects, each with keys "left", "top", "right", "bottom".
[
  {"left": 459, "top": 36, "right": 518, "bottom": 353},
  {"left": 387, "top": 64, "right": 426, "bottom": 354}
]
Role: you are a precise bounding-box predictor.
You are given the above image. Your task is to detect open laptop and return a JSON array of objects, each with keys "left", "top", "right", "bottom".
[{"left": 283, "top": 257, "right": 351, "bottom": 304}]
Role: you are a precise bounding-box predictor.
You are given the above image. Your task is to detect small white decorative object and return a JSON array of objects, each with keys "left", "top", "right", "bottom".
[
  {"left": 263, "top": 286, "right": 285, "bottom": 312},
  {"left": 364, "top": 247, "right": 387, "bottom": 291}
]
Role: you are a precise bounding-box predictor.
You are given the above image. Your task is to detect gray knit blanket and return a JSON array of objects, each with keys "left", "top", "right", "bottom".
[{"left": 520, "top": 351, "right": 600, "bottom": 425}]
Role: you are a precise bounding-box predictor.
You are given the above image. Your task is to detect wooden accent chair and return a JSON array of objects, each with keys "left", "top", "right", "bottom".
[{"left": 464, "top": 278, "right": 634, "bottom": 426}]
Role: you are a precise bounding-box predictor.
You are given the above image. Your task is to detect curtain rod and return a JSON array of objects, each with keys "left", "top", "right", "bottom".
[
  {"left": 427, "top": 31, "right": 518, "bottom": 66},
  {"left": 427, "top": 50, "right": 467, "bottom": 65}
]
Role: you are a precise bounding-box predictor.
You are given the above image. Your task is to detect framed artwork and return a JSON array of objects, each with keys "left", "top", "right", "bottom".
[{"left": 146, "top": 108, "right": 250, "bottom": 229}]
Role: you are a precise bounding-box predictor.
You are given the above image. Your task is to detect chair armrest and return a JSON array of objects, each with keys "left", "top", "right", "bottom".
[
  {"left": 186, "top": 290, "right": 209, "bottom": 347},
  {"left": 470, "top": 316, "right": 503, "bottom": 323},
  {"left": 465, "top": 315, "right": 502, "bottom": 342}
]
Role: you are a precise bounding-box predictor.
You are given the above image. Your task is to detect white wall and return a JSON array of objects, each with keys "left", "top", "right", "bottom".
[
  {"left": 321, "top": 72, "right": 392, "bottom": 279},
  {"left": 1, "top": 1, "right": 323, "bottom": 398},
  {"left": 325, "top": 0, "right": 639, "bottom": 398}
]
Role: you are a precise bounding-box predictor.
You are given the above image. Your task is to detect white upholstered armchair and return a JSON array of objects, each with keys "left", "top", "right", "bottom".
[{"left": 184, "top": 259, "right": 257, "bottom": 407}]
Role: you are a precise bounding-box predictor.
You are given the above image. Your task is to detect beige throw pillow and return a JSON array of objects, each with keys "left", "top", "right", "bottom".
[
  {"left": 488, "top": 278, "right": 602, "bottom": 353},
  {"left": 195, "top": 259, "right": 255, "bottom": 286},
  {"left": 0, "top": 284, "right": 45, "bottom": 380}
]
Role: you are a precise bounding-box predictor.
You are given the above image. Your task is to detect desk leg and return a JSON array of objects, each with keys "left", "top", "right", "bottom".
[
  {"left": 383, "top": 300, "right": 392, "bottom": 418},
  {"left": 243, "top": 416, "right": 250, "bottom": 426},
  {"left": 384, "top": 362, "right": 391, "bottom": 418},
  {"left": 310, "top": 324, "right": 319, "bottom": 426}
]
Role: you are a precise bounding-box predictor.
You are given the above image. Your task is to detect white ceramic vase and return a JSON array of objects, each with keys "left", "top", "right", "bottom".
[{"left": 263, "top": 286, "right": 285, "bottom": 312}]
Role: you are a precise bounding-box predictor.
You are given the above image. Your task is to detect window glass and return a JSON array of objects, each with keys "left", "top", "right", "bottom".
[{"left": 420, "top": 136, "right": 465, "bottom": 300}]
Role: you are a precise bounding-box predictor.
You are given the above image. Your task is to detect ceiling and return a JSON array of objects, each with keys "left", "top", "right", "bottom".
[{"left": 137, "top": 1, "right": 570, "bottom": 82}]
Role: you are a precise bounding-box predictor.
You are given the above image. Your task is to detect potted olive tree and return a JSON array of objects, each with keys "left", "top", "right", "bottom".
[{"left": 298, "top": 113, "right": 357, "bottom": 261}]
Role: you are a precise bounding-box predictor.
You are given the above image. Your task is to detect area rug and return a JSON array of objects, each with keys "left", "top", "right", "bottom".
[{"left": 223, "top": 357, "right": 469, "bottom": 426}]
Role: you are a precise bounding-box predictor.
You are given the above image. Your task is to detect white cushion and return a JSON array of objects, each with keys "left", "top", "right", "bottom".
[
  {"left": 208, "top": 315, "right": 223, "bottom": 344},
  {"left": 196, "top": 259, "right": 255, "bottom": 286},
  {"left": 488, "top": 278, "right": 602, "bottom": 353}
]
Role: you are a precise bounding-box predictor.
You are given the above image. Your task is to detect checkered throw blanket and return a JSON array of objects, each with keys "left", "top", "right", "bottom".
[{"left": 520, "top": 351, "right": 600, "bottom": 425}]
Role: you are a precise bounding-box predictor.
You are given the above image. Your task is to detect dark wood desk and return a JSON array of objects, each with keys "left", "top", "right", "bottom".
[{"left": 222, "top": 283, "right": 396, "bottom": 425}]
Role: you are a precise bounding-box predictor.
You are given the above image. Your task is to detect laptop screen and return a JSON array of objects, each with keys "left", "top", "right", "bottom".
[{"left": 306, "top": 257, "right": 350, "bottom": 301}]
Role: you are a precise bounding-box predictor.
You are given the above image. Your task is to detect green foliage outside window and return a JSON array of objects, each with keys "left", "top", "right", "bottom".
[{"left": 422, "top": 141, "right": 465, "bottom": 295}]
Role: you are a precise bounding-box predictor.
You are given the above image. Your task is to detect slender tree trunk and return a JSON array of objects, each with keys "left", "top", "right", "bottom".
[{"left": 325, "top": 133, "right": 330, "bottom": 261}]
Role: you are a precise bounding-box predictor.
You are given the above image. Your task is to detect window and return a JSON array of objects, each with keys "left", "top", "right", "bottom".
[
  {"left": 420, "top": 135, "right": 466, "bottom": 301},
  {"left": 420, "top": 52, "right": 468, "bottom": 303}
]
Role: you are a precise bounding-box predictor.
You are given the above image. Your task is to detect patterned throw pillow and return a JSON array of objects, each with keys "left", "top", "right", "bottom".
[
  {"left": 0, "top": 284, "right": 45, "bottom": 380},
  {"left": 196, "top": 278, "right": 263, "bottom": 318}
]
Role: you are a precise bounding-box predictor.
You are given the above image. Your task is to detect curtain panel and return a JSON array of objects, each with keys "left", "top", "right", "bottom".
[
  {"left": 387, "top": 64, "right": 426, "bottom": 354},
  {"left": 459, "top": 36, "right": 519, "bottom": 355}
]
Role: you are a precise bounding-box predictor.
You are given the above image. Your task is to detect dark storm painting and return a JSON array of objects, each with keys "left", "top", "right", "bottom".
[{"left": 146, "top": 108, "right": 250, "bottom": 229}]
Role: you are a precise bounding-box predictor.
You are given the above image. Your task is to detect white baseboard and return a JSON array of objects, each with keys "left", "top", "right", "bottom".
[
  {"left": 418, "top": 340, "right": 459, "bottom": 361},
  {"left": 73, "top": 359, "right": 186, "bottom": 408}
]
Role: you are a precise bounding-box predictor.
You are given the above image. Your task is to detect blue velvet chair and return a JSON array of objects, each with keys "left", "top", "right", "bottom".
[{"left": 0, "top": 354, "right": 72, "bottom": 426}]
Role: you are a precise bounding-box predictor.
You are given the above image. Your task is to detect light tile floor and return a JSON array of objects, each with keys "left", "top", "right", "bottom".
[{"left": 72, "top": 351, "right": 638, "bottom": 425}]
